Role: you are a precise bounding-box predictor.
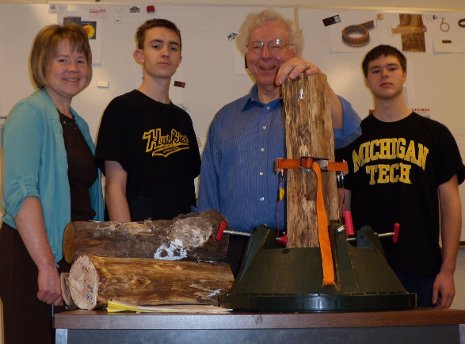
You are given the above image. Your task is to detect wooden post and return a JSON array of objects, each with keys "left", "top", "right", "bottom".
[
  {"left": 62, "top": 210, "right": 229, "bottom": 264},
  {"left": 64, "top": 255, "right": 234, "bottom": 310},
  {"left": 392, "top": 14, "right": 426, "bottom": 52},
  {"left": 282, "top": 74, "right": 338, "bottom": 248}
]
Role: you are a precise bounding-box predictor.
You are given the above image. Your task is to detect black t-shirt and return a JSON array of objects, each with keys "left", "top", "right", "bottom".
[
  {"left": 95, "top": 90, "right": 201, "bottom": 221},
  {"left": 338, "top": 113, "right": 465, "bottom": 275}
]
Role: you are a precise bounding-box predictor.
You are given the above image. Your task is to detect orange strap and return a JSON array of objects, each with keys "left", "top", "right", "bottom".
[
  {"left": 275, "top": 157, "right": 348, "bottom": 173},
  {"left": 312, "top": 162, "right": 335, "bottom": 286},
  {"left": 275, "top": 157, "right": 337, "bottom": 286}
]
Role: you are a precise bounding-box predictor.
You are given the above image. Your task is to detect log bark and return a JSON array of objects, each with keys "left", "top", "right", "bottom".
[
  {"left": 282, "top": 74, "right": 338, "bottom": 248},
  {"left": 65, "top": 255, "right": 234, "bottom": 310},
  {"left": 62, "top": 210, "right": 229, "bottom": 264}
]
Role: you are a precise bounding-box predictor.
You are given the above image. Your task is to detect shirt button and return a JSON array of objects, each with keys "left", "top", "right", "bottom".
[
  {"left": 259, "top": 171, "right": 264, "bottom": 176},
  {"left": 262, "top": 126, "right": 267, "bottom": 130},
  {"left": 266, "top": 106, "right": 270, "bottom": 110},
  {"left": 260, "top": 147, "right": 265, "bottom": 152},
  {"left": 260, "top": 197, "right": 265, "bottom": 202}
]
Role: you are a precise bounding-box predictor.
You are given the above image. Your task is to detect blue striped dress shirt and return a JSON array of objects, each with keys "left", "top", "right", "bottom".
[{"left": 196, "top": 85, "right": 361, "bottom": 232}]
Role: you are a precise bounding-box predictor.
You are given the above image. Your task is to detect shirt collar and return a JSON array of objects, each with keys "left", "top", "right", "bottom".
[{"left": 241, "top": 84, "right": 282, "bottom": 112}]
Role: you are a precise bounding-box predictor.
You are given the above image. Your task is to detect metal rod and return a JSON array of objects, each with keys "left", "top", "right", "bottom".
[{"left": 224, "top": 230, "right": 251, "bottom": 237}]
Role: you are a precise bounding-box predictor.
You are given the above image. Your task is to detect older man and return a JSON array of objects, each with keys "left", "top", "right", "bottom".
[{"left": 197, "top": 10, "right": 361, "bottom": 274}]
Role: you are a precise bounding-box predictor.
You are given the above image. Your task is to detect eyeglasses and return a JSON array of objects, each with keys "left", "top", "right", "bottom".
[{"left": 246, "top": 38, "right": 294, "bottom": 54}]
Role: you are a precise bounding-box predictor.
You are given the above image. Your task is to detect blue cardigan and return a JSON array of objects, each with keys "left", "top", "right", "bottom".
[{"left": 1, "top": 88, "right": 104, "bottom": 262}]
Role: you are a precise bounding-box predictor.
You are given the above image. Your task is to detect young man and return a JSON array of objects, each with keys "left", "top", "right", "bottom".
[
  {"left": 196, "top": 10, "right": 361, "bottom": 275},
  {"left": 96, "top": 19, "right": 200, "bottom": 221},
  {"left": 339, "top": 44, "right": 464, "bottom": 308}
]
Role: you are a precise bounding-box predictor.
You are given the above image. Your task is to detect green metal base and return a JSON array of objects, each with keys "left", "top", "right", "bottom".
[{"left": 222, "top": 225, "right": 416, "bottom": 312}]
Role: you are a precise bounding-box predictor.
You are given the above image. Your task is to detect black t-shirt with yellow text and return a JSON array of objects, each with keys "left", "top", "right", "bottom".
[
  {"left": 338, "top": 113, "right": 464, "bottom": 275},
  {"left": 95, "top": 90, "right": 201, "bottom": 221}
]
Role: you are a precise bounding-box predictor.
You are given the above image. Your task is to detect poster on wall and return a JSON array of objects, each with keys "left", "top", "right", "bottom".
[
  {"left": 429, "top": 12, "right": 465, "bottom": 53},
  {"left": 328, "top": 11, "right": 433, "bottom": 53},
  {"left": 58, "top": 8, "right": 105, "bottom": 64}
]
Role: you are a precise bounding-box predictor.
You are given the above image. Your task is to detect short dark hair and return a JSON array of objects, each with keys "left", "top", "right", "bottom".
[
  {"left": 135, "top": 18, "right": 181, "bottom": 50},
  {"left": 30, "top": 23, "right": 92, "bottom": 89},
  {"left": 362, "top": 44, "right": 406, "bottom": 77}
]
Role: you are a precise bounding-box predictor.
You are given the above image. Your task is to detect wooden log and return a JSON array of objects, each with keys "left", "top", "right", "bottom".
[
  {"left": 282, "top": 74, "right": 338, "bottom": 248},
  {"left": 63, "top": 210, "right": 229, "bottom": 264},
  {"left": 66, "top": 255, "right": 234, "bottom": 310}
]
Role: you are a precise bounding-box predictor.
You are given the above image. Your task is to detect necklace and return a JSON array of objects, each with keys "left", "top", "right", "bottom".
[{"left": 58, "top": 110, "right": 78, "bottom": 130}]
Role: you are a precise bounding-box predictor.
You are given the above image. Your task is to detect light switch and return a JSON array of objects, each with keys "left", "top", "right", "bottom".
[{"left": 97, "top": 81, "right": 109, "bottom": 88}]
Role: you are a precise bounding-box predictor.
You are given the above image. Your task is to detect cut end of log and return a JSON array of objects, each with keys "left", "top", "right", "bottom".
[
  {"left": 60, "top": 272, "right": 77, "bottom": 310},
  {"left": 68, "top": 255, "right": 99, "bottom": 310},
  {"left": 60, "top": 272, "right": 78, "bottom": 310}
]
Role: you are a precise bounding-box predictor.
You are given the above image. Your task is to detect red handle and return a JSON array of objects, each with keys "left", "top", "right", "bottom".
[
  {"left": 276, "top": 234, "right": 288, "bottom": 247},
  {"left": 343, "top": 210, "right": 355, "bottom": 236},
  {"left": 393, "top": 223, "right": 400, "bottom": 243},
  {"left": 215, "top": 221, "right": 228, "bottom": 241}
]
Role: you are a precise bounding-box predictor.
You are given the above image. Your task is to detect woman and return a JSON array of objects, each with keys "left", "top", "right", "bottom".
[{"left": 0, "top": 24, "right": 104, "bottom": 343}]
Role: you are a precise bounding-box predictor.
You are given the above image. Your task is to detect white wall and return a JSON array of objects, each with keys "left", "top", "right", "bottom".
[
  {"left": 1, "top": 3, "right": 465, "bottom": 309},
  {"left": 1, "top": 0, "right": 465, "bottom": 12}
]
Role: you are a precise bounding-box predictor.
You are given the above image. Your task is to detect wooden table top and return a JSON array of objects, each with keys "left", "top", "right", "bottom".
[{"left": 54, "top": 308, "right": 465, "bottom": 330}]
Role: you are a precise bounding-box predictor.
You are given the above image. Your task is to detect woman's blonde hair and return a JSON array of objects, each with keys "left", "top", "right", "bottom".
[
  {"left": 236, "top": 10, "right": 303, "bottom": 56},
  {"left": 30, "top": 23, "right": 92, "bottom": 89}
]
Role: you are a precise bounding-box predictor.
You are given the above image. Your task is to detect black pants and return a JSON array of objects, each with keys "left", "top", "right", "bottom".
[
  {"left": 396, "top": 271, "right": 436, "bottom": 307},
  {"left": 0, "top": 223, "right": 66, "bottom": 344}
]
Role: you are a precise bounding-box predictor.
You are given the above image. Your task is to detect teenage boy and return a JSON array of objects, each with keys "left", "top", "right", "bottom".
[
  {"left": 96, "top": 19, "right": 200, "bottom": 221},
  {"left": 339, "top": 44, "right": 464, "bottom": 308}
]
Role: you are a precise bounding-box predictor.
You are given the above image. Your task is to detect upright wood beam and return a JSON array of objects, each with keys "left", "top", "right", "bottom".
[{"left": 282, "top": 74, "right": 338, "bottom": 248}]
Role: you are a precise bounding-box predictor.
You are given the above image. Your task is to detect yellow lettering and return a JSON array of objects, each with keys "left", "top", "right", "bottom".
[
  {"left": 355, "top": 137, "right": 426, "bottom": 184},
  {"left": 390, "top": 139, "right": 398, "bottom": 159},
  {"left": 364, "top": 163, "right": 412, "bottom": 185},
  {"left": 369, "top": 139, "right": 380, "bottom": 162},
  {"left": 365, "top": 165, "right": 378, "bottom": 185},
  {"left": 378, "top": 139, "right": 391, "bottom": 159},
  {"left": 417, "top": 144, "right": 429, "bottom": 170},
  {"left": 399, "top": 163, "right": 412, "bottom": 184},
  {"left": 404, "top": 140, "right": 417, "bottom": 164},
  {"left": 361, "top": 142, "right": 371, "bottom": 166},
  {"left": 397, "top": 138, "right": 406, "bottom": 159},
  {"left": 142, "top": 128, "right": 190, "bottom": 158},
  {"left": 352, "top": 148, "right": 362, "bottom": 173},
  {"left": 143, "top": 129, "right": 157, "bottom": 152},
  {"left": 389, "top": 163, "right": 399, "bottom": 183},
  {"left": 377, "top": 164, "right": 390, "bottom": 184}
]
